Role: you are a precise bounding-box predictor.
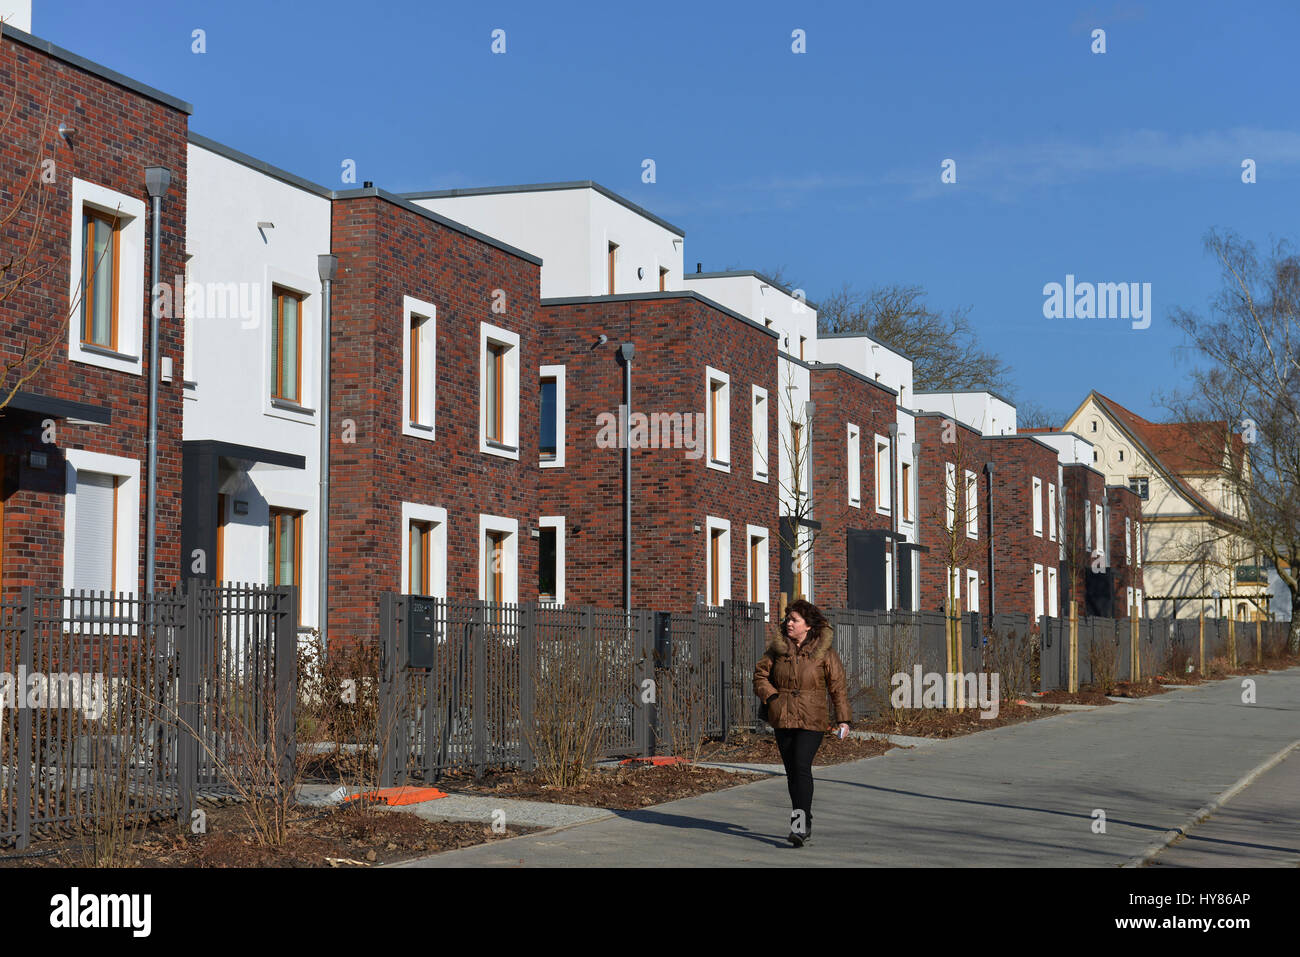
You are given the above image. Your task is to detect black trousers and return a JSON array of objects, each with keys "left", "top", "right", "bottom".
[{"left": 774, "top": 728, "right": 823, "bottom": 833}]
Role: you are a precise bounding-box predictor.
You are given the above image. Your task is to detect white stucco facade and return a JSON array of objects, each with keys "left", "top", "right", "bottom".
[{"left": 912, "top": 390, "right": 1017, "bottom": 437}]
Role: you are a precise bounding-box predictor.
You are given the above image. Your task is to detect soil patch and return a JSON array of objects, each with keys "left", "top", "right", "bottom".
[
  {"left": 1033, "top": 690, "right": 1114, "bottom": 706},
  {"left": 851, "top": 701, "right": 1059, "bottom": 738},
  {"left": 0, "top": 802, "right": 536, "bottom": 868},
  {"left": 695, "top": 729, "right": 895, "bottom": 765},
  {"left": 435, "top": 763, "right": 753, "bottom": 810}
]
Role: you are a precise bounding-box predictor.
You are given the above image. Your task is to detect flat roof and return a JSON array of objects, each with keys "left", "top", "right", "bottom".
[
  {"left": 189, "top": 132, "right": 333, "bottom": 198},
  {"left": 400, "top": 181, "right": 686, "bottom": 238},
  {"left": 913, "top": 387, "right": 1018, "bottom": 409},
  {"left": 7, "top": 390, "right": 111, "bottom": 425},
  {"left": 815, "top": 330, "right": 915, "bottom": 362},
  {"left": 2, "top": 23, "right": 192, "bottom": 114},
  {"left": 540, "top": 290, "right": 779, "bottom": 340},
  {"left": 808, "top": 362, "right": 899, "bottom": 398},
  {"left": 684, "top": 271, "right": 821, "bottom": 312}
]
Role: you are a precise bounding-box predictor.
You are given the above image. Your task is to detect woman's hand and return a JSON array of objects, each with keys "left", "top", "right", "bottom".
[{"left": 836, "top": 722, "right": 849, "bottom": 740}]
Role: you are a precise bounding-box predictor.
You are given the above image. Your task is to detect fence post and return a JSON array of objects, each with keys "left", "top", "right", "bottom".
[
  {"left": 471, "top": 602, "right": 487, "bottom": 780},
  {"left": 15, "top": 587, "right": 33, "bottom": 851},
  {"left": 177, "top": 582, "right": 200, "bottom": 827},
  {"left": 1228, "top": 612, "right": 1237, "bottom": 669},
  {"left": 520, "top": 602, "right": 535, "bottom": 772},
  {"left": 1130, "top": 604, "right": 1140, "bottom": 682},
  {"left": 1198, "top": 611, "right": 1205, "bottom": 676},
  {"left": 1255, "top": 610, "right": 1262, "bottom": 663},
  {"left": 275, "top": 585, "right": 297, "bottom": 795},
  {"left": 1068, "top": 601, "right": 1078, "bottom": 693}
]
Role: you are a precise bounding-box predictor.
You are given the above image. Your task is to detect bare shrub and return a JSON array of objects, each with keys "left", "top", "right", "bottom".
[
  {"left": 1086, "top": 637, "right": 1118, "bottom": 694},
  {"left": 522, "top": 635, "right": 607, "bottom": 788},
  {"left": 297, "top": 633, "right": 383, "bottom": 793},
  {"left": 983, "top": 624, "right": 1038, "bottom": 700},
  {"left": 863, "top": 617, "right": 921, "bottom": 720}
]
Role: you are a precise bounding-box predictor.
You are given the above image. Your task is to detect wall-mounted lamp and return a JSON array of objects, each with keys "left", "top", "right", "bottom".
[
  {"left": 58, "top": 123, "right": 75, "bottom": 146},
  {"left": 693, "top": 522, "right": 702, "bottom": 533},
  {"left": 637, "top": 267, "right": 645, "bottom": 280},
  {"left": 591, "top": 333, "right": 608, "bottom": 350},
  {"left": 529, "top": 526, "right": 541, "bottom": 539}
]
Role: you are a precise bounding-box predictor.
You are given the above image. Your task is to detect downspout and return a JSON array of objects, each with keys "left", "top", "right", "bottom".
[
  {"left": 887, "top": 422, "right": 898, "bottom": 610},
  {"left": 618, "top": 343, "right": 635, "bottom": 612},
  {"left": 985, "top": 461, "right": 995, "bottom": 617},
  {"left": 317, "top": 255, "right": 338, "bottom": 654},
  {"left": 143, "top": 166, "right": 172, "bottom": 594}
]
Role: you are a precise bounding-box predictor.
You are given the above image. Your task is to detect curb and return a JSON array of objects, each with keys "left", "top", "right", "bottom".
[{"left": 1122, "top": 738, "right": 1300, "bottom": 868}]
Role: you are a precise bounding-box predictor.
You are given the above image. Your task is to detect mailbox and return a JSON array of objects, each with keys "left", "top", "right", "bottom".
[{"left": 407, "top": 597, "right": 438, "bottom": 669}]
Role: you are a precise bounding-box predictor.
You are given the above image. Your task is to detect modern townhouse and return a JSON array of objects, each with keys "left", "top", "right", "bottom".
[
  {"left": 1063, "top": 391, "right": 1263, "bottom": 619},
  {"left": 0, "top": 18, "right": 187, "bottom": 598},
  {"left": 182, "top": 135, "right": 330, "bottom": 634},
  {"left": 1023, "top": 430, "right": 1104, "bottom": 614},
  {"left": 980, "top": 433, "right": 1063, "bottom": 620},
  {"left": 406, "top": 184, "right": 781, "bottom": 615},
  {"left": 914, "top": 413, "right": 987, "bottom": 615}
]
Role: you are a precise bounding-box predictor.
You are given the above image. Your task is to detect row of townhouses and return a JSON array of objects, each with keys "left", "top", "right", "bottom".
[{"left": 0, "top": 7, "right": 1273, "bottom": 654}]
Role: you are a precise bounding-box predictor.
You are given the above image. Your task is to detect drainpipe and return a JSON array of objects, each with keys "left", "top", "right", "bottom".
[
  {"left": 618, "top": 343, "right": 635, "bottom": 611},
  {"left": 985, "top": 461, "right": 995, "bottom": 617},
  {"left": 143, "top": 166, "right": 171, "bottom": 594},
  {"left": 317, "top": 255, "right": 338, "bottom": 654},
  {"left": 887, "top": 422, "right": 898, "bottom": 611}
]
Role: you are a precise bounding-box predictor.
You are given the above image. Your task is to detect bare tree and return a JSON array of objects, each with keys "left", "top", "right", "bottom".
[
  {"left": 1163, "top": 229, "right": 1300, "bottom": 651},
  {"left": 1016, "top": 400, "right": 1064, "bottom": 431},
  {"left": 816, "top": 283, "right": 1012, "bottom": 393},
  {"left": 774, "top": 361, "right": 816, "bottom": 602}
]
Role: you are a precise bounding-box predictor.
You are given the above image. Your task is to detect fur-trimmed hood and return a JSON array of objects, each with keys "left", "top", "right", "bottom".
[{"left": 764, "top": 624, "right": 835, "bottom": 663}]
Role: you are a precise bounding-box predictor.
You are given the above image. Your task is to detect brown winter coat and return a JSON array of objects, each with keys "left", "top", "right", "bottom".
[{"left": 753, "top": 624, "right": 853, "bottom": 731}]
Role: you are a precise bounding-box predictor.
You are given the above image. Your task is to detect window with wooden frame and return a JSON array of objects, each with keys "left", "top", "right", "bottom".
[
  {"left": 408, "top": 311, "right": 433, "bottom": 427},
  {"left": 705, "top": 367, "right": 730, "bottom": 470},
  {"left": 267, "top": 508, "right": 303, "bottom": 622},
  {"left": 749, "top": 534, "right": 761, "bottom": 605},
  {"left": 486, "top": 341, "right": 506, "bottom": 444},
  {"left": 271, "top": 287, "right": 303, "bottom": 403},
  {"left": 485, "top": 530, "right": 507, "bottom": 604},
  {"left": 659, "top": 266, "right": 668, "bottom": 291},
  {"left": 607, "top": 242, "right": 618, "bottom": 294},
  {"left": 709, "top": 528, "right": 724, "bottom": 606},
  {"left": 408, "top": 519, "right": 433, "bottom": 594},
  {"left": 791, "top": 421, "right": 804, "bottom": 498},
  {"left": 901, "top": 461, "right": 912, "bottom": 521},
  {"left": 81, "top": 209, "right": 121, "bottom": 351},
  {"left": 799, "top": 336, "right": 806, "bottom": 361}
]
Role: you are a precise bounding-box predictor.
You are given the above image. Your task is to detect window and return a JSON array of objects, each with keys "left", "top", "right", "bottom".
[
  {"left": 1047, "top": 567, "right": 1059, "bottom": 617},
  {"left": 478, "top": 515, "right": 518, "bottom": 603},
  {"left": 1048, "top": 483, "right": 1057, "bottom": 542},
  {"left": 538, "top": 516, "right": 565, "bottom": 604},
  {"left": 1126, "top": 586, "right": 1134, "bottom": 615},
  {"left": 965, "top": 470, "right": 978, "bottom": 539},
  {"left": 402, "top": 503, "right": 447, "bottom": 598},
  {"left": 746, "top": 525, "right": 769, "bottom": 615},
  {"left": 1033, "top": 563, "right": 1045, "bottom": 618},
  {"left": 1093, "top": 450, "right": 1098, "bottom": 463},
  {"left": 480, "top": 323, "right": 521, "bottom": 458},
  {"left": 945, "top": 462, "right": 957, "bottom": 530},
  {"left": 403, "top": 296, "right": 437, "bottom": 437},
  {"left": 885, "top": 550, "right": 894, "bottom": 611},
  {"left": 875, "top": 436, "right": 891, "bottom": 515},
  {"left": 1094, "top": 504, "right": 1105, "bottom": 568},
  {"left": 799, "top": 336, "right": 806, "bottom": 360},
  {"left": 81, "top": 209, "right": 120, "bottom": 350},
  {"left": 1124, "top": 517, "right": 1132, "bottom": 565},
  {"left": 705, "top": 517, "right": 731, "bottom": 607},
  {"left": 63, "top": 450, "right": 141, "bottom": 598},
  {"left": 1129, "top": 476, "right": 1149, "bottom": 500},
  {"left": 68, "top": 178, "right": 146, "bottom": 374},
  {"left": 705, "top": 367, "right": 730, "bottom": 471},
  {"left": 764, "top": 318, "right": 773, "bottom": 329},
  {"left": 659, "top": 266, "right": 668, "bottom": 291},
  {"left": 901, "top": 462, "right": 912, "bottom": 521},
  {"left": 847, "top": 424, "right": 861, "bottom": 507},
  {"left": 1090, "top": 419, "right": 1098, "bottom": 433},
  {"left": 1084, "top": 499, "right": 1092, "bottom": 548},
  {"left": 1031, "top": 477, "right": 1043, "bottom": 536},
  {"left": 751, "top": 386, "right": 768, "bottom": 482},
  {"left": 1135, "top": 522, "right": 1142, "bottom": 566},
  {"left": 271, "top": 287, "right": 303, "bottom": 403},
  {"left": 967, "top": 569, "right": 979, "bottom": 613},
  {"left": 539, "top": 365, "right": 566, "bottom": 467},
  {"left": 268, "top": 507, "right": 303, "bottom": 624},
  {"left": 791, "top": 421, "right": 804, "bottom": 497},
  {"left": 1118, "top": 449, "right": 1125, "bottom": 462},
  {"left": 607, "top": 242, "right": 618, "bottom": 294}
]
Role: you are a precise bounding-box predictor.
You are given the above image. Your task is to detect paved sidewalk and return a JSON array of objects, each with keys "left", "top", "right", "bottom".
[
  {"left": 394, "top": 668, "right": 1300, "bottom": 867},
  {"left": 1146, "top": 745, "right": 1300, "bottom": 867}
]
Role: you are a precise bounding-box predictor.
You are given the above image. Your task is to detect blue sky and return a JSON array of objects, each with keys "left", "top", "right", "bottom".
[{"left": 39, "top": 0, "right": 1300, "bottom": 422}]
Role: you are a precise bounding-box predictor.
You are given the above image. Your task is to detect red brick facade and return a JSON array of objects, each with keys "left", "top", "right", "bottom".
[
  {"left": 1107, "top": 484, "right": 1144, "bottom": 612},
  {"left": 538, "top": 294, "right": 779, "bottom": 613},
  {"left": 915, "top": 414, "right": 988, "bottom": 614},
  {"left": 0, "top": 32, "right": 188, "bottom": 594},
  {"left": 1061, "top": 463, "right": 1105, "bottom": 609},
  {"left": 982, "top": 436, "right": 1061, "bottom": 618}
]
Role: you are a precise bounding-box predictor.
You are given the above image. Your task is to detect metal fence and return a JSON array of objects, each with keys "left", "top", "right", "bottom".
[{"left": 0, "top": 581, "right": 295, "bottom": 850}]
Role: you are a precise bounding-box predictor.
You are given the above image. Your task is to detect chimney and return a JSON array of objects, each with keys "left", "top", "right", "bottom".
[
  {"left": 0, "top": 0, "right": 32, "bottom": 33},
  {"left": 696, "top": 262, "right": 701, "bottom": 273}
]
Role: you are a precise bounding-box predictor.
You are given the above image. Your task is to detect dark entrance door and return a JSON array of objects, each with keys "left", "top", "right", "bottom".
[{"left": 846, "top": 528, "right": 888, "bottom": 611}]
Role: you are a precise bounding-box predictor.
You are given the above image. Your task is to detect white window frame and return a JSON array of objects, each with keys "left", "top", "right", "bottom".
[
  {"left": 62, "top": 449, "right": 141, "bottom": 598},
  {"left": 1084, "top": 498, "right": 1092, "bottom": 548},
  {"left": 480, "top": 322, "right": 521, "bottom": 460},
  {"left": 1135, "top": 521, "right": 1142, "bottom": 567},
  {"left": 1095, "top": 504, "right": 1105, "bottom": 568},
  {"left": 477, "top": 513, "right": 519, "bottom": 602},
  {"left": 874, "top": 434, "right": 891, "bottom": 516},
  {"left": 539, "top": 364, "right": 566, "bottom": 468},
  {"left": 400, "top": 502, "right": 448, "bottom": 598},
  {"left": 705, "top": 367, "right": 731, "bottom": 473},
  {"left": 705, "top": 516, "right": 731, "bottom": 607},
  {"left": 538, "top": 515, "right": 565, "bottom": 605},
  {"left": 1135, "top": 587, "right": 1144, "bottom": 618},
  {"left": 1048, "top": 483, "right": 1057, "bottom": 542},
  {"left": 68, "top": 178, "right": 147, "bottom": 375},
  {"left": 967, "top": 569, "right": 979, "bottom": 613},
  {"left": 262, "top": 267, "right": 319, "bottom": 423},
  {"left": 402, "top": 295, "right": 437, "bottom": 440},
  {"left": 965, "top": 469, "right": 978, "bottom": 540},
  {"left": 884, "top": 549, "right": 894, "bottom": 612},
  {"left": 751, "top": 385, "right": 768, "bottom": 483},
  {"left": 1124, "top": 517, "right": 1132, "bottom": 565},
  {"left": 745, "top": 524, "right": 770, "bottom": 617},
  {"left": 847, "top": 423, "right": 861, "bottom": 508},
  {"left": 901, "top": 459, "right": 913, "bottom": 522},
  {"left": 1126, "top": 586, "right": 1135, "bottom": 616},
  {"left": 1032, "top": 477, "right": 1043, "bottom": 537},
  {"left": 1033, "top": 563, "right": 1045, "bottom": 618},
  {"left": 945, "top": 462, "right": 957, "bottom": 530},
  {"left": 1047, "top": 566, "right": 1059, "bottom": 617}
]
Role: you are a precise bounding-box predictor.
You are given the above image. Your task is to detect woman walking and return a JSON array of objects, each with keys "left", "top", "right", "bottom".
[{"left": 753, "top": 599, "right": 852, "bottom": 847}]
